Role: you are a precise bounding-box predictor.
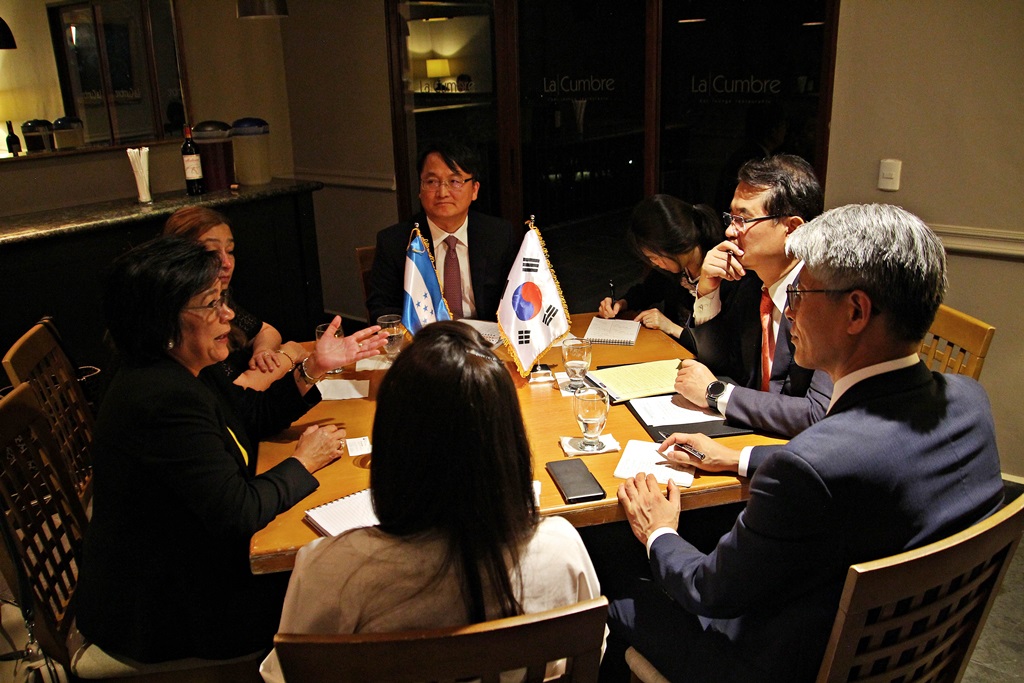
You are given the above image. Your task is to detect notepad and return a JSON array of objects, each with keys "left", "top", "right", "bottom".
[
  {"left": 461, "top": 319, "right": 501, "bottom": 344},
  {"left": 614, "top": 440, "right": 694, "bottom": 488},
  {"left": 304, "top": 489, "right": 379, "bottom": 537},
  {"left": 583, "top": 318, "right": 641, "bottom": 346},
  {"left": 586, "top": 358, "right": 682, "bottom": 403}
]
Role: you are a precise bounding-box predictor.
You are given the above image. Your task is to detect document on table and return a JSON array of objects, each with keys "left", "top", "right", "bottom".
[
  {"left": 624, "top": 394, "right": 754, "bottom": 439},
  {"left": 586, "top": 358, "right": 682, "bottom": 403},
  {"left": 316, "top": 378, "right": 369, "bottom": 400},
  {"left": 614, "top": 440, "right": 694, "bottom": 487}
]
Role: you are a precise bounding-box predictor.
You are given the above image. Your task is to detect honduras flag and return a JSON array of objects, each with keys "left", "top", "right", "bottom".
[{"left": 402, "top": 226, "right": 451, "bottom": 335}]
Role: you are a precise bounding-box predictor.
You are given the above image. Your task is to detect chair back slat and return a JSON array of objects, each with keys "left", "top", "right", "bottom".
[
  {"left": 918, "top": 305, "right": 995, "bottom": 380},
  {"left": 0, "top": 383, "right": 88, "bottom": 668},
  {"left": 816, "top": 495, "right": 1024, "bottom": 683},
  {"left": 274, "top": 596, "right": 608, "bottom": 683},
  {"left": 3, "top": 321, "right": 96, "bottom": 504}
]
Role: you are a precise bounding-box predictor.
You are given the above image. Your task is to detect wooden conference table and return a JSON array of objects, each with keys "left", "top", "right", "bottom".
[{"left": 250, "top": 313, "right": 785, "bottom": 574}]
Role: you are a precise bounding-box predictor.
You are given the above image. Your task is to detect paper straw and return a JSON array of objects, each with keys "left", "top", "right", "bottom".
[{"left": 127, "top": 147, "right": 152, "bottom": 203}]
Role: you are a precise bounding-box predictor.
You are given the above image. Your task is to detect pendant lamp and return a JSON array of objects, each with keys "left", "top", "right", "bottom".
[{"left": 0, "top": 16, "right": 16, "bottom": 49}]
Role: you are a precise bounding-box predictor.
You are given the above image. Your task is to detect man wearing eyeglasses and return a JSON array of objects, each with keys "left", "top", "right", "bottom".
[
  {"left": 675, "top": 154, "right": 833, "bottom": 450},
  {"left": 367, "top": 140, "right": 520, "bottom": 323},
  {"left": 603, "top": 204, "right": 1003, "bottom": 682}
]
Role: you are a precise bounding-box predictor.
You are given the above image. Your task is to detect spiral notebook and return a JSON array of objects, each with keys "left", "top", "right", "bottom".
[
  {"left": 583, "top": 318, "right": 641, "bottom": 346},
  {"left": 304, "top": 488, "right": 379, "bottom": 537}
]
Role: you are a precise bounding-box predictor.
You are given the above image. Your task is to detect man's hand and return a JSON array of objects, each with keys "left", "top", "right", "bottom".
[
  {"left": 658, "top": 433, "right": 742, "bottom": 473},
  {"left": 675, "top": 359, "right": 717, "bottom": 408},
  {"left": 618, "top": 473, "right": 680, "bottom": 546},
  {"left": 698, "top": 240, "right": 745, "bottom": 296}
]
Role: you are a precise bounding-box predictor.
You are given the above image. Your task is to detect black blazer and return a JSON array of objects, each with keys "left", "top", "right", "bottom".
[
  {"left": 76, "top": 359, "right": 320, "bottom": 663},
  {"left": 367, "top": 211, "right": 521, "bottom": 322},
  {"left": 683, "top": 274, "right": 832, "bottom": 438}
]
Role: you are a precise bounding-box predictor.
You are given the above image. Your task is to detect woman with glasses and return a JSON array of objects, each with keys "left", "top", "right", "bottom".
[
  {"left": 164, "top": 206, "right": 303, "bottom": 390},
  {"left": 259, "top": 321, "right": 601, "bottom": 682},
  {"left": 598, "top": 195, "right": 725, "bottom": 342},
  {"left": 72, "top": 237, "right": 387, "bottom": 677}
]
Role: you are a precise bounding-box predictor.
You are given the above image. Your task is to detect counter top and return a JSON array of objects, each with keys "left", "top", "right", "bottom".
[{"left": 1, "top": 179, "right": 323, "bottom": 246}]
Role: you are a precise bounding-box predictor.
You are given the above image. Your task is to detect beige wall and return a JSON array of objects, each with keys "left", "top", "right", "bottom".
[
  {"left": 280, "top": 0, "right": 398, "bottom": 321},
  {"left": 827, "top": 0, "right": 1024, "bottom": 475}
]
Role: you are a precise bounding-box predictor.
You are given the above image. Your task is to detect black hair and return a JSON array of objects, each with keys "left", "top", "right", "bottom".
[
  {"left": 416, "top": 139, "right": 482, "bottom": 180},
  {"left": 370, "top": 321, "right": 537, "bottom": 622},
  {"left": 626, "top": 194, "right": 724, "bottom": 263},
  {"left": 102, "top": 237, "right": 220, "bottom": 365},
  {"left": 737, "top": 154, "right": 824, "bottom": 222}
]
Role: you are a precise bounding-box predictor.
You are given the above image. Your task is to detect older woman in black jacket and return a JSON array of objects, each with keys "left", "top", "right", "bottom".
[{"left": 72, "top": 237, "right": 386, "bottom": 676}]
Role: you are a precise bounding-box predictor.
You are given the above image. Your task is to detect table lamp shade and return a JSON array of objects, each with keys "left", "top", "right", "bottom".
[{"left": 426, "top": 59, "right": 451, "bottom": 79}]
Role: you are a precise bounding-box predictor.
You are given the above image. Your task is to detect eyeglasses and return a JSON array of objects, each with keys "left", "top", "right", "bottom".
[
  {"left": 420, "top": 177, "right": 475, "bottom": 192},
  {"left": 184, "top": 292, "right": 231, "bottom": 316},
  {"left": 784, "top": 285, "right": 852, "bottom": 313},
  {"left": 721, "top": 212, "right": 783, "bottom": 229}
]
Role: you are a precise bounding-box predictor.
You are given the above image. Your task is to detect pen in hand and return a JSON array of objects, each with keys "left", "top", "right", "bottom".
[
  {"left": 608, "top": 279, "right": 616, "bottom": 303},
  {"left": 675, "top": 443, "right": 706, "bottom": 461}
]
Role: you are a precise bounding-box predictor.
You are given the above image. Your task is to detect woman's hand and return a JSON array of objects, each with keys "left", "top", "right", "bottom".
[
  {"left": 598, "top": 297, "right": 627, "bottom": 318},
  {"left": 633, "top": 308, "right": 683, "bottom": 338},
  {"left": 305, "top": 316, "right": 389, "bottom": 377},
  {"left": 292, "top": 424, "right": 347, "bottom": 474}
]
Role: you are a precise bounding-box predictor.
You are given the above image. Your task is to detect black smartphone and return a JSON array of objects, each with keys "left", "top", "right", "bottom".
[{"left": 546, "top": 458, "right": 606, "bottom": 504}]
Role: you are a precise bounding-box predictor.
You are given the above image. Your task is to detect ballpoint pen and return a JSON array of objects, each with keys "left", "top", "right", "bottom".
[
  {"left": 658, "top": 431, "right": 706, "bottom": 461},
  {"left": 608, "top": 279, "right": 616, "bottom": 302}
]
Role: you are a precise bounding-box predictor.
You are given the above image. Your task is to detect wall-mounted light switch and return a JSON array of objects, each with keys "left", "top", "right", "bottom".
[{"left": 878, "top": 159, "right": 901, "bottom": 191}]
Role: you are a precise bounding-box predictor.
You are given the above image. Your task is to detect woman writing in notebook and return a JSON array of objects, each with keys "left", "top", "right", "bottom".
[
  {"left": 598, "top": 194, "right": 724, "bottom": 342},
  {"left": 72, "top": 237, "right": 387, "bottom": 676},
  {"left": 260, "top": 321, "right": 600, "bottom": 681}
]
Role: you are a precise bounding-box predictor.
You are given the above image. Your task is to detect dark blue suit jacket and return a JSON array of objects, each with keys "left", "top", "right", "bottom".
[
  {"left": 366, "top": 211, "right": 521, "bottom": 323},
  {"left": 685, "top": 273, "right": 832, "bottom": 438},
  {"left": 639, "top": 362, "right": 1004, "bottom": 680}
]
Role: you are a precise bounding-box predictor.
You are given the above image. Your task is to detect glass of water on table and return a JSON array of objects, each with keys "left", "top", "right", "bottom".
[
  {"left": 561, "top": 338, "right": 592, "bottom": 391},
  {"left": 377, "top": 315, "right": 407, "bottom": 364},
  {"left": 571, "top": 386, "right": 610, "bottom": 452}
]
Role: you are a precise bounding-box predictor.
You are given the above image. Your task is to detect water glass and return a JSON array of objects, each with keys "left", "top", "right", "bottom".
[
  {"left": 571, "top": 386, "right": 610, "bottom": 452},
  {"left": 377, "top": 314, "right": 407, "bottom": 363},
  {"left": 314, "top": 323, "right": 346, "bottom": 375},
  {"left": 561, "top": 338, "right": 592, "bottom": 391}
]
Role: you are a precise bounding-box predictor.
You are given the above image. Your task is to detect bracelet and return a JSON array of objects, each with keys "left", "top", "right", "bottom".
[
  {"left": 298, "top": 357, "right": 324, "bottom": 386},
  {"left": 278, "top": 349, "right": 297, "bottom": 369}
]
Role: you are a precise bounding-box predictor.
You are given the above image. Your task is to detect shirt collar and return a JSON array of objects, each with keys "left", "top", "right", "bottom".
[
  {"left": 766, "top": 262, "right": 802, "bottom": 314},
  {"left": 427, "top": 216, "right": 470, "bottom": 248},
  {"left": 828, "top": 354, "right": 921, "bottom": 413}
]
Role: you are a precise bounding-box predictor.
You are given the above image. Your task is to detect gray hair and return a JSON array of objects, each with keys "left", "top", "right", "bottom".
[{"left": 786, "top": 204, "right": 947, "bottom": 342}]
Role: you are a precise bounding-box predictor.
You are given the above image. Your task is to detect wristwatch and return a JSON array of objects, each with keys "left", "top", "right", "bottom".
[{"left": 705, "top": 380, "right": 728, "bottom": 413}]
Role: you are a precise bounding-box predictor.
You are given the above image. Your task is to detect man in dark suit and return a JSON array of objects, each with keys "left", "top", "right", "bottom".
[
  {"left": 366, "top": 140, "right": 520, "bottom": 323},
  {"left": 678, "top": 155, "right": 833, "bottom": 446},
  {"left": 603, "top": 203, "right": 1005, "bottom": 682}
]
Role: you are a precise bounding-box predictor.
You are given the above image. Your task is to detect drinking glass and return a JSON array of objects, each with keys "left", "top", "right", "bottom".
[
  {"left": 561, "top": 338, "right": 592, "bottom": 391},
  {"left": 377, "top": 314, "right": 407, "bottom": 363},
  {"left": 571, "top": 386, "right": 610, "bottom": 452},
  {"left": 314, "top": 323, "right": 346, "bottom": 375}
]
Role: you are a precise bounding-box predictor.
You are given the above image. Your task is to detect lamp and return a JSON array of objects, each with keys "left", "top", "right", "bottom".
[
  {"left": 236, "top": 0, "right": 288, "bottom": 18},
  {"left": 426, "top": 58, "right": 450, "bottom": 92},
  {"left": 0, "top": 16, "right": 16, "bottom": 49}
]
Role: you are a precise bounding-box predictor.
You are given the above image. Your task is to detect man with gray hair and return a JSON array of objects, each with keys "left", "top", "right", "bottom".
[{"left": 603, "top": 204, "right": 1004, "bottom": 682}]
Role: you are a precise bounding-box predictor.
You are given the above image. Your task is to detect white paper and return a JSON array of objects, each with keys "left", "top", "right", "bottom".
[
  {"left": 629, "top": 395, "right": 721, "bottom": 427},
  {"left": 316, "top": 378, "right": 369, "bottom": 400},
  {"left": 460, "top": 318, "right": 500, "bottom": 343},
  {"left": 345, "top": 436, "right": 371, "bottom": 456},
  {"left": 355, "top": 355, "right": 391, "bottom": 371},
  {"left": 305, "top": 489, "right": 379, "bottom": 537},
  {"left": 614, "top": 440, "right": 694, "bottom": 487},
  {"left": 532, "top": 480, "right": 541, "bottom": 506}
]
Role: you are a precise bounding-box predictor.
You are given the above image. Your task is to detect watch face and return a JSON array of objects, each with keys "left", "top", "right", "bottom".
[{"left": 707, "top": 380, "right": 727, "bottom": 397}]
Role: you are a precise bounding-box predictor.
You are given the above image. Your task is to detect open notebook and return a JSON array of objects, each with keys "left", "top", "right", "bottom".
[
  {"left": 583, "top": 318, "right": 640, "bottom": 346},
  {"left": 304, "top": 489, "right": 379, "bottom": 537}
]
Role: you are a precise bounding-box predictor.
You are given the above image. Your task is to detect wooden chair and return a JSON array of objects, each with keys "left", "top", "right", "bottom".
[
  {"left": 0, "top": 384, "right": 88, "bottom": 672},
  {"left": 274, "top": 596, "right": 609, "bottom": 683},
  {"left": 626, "top": 495, "right": 1024, "bottom": 683},
  {"left": 356, "top": 245, "right": 376, "bottom": 318},
  {"left": 3, "top": 319, "right": 96, "bottom": 506},
  {"left": 919, "top": 304, "right": 995, "bottom": 380}
]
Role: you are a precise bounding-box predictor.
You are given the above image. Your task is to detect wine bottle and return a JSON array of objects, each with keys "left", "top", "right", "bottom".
[
  {"left": 181, "top": 125, "right": 204, "bottom": 195},
  {"left": 6, "top": 121, "right": 21, "bottom": 156}
]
